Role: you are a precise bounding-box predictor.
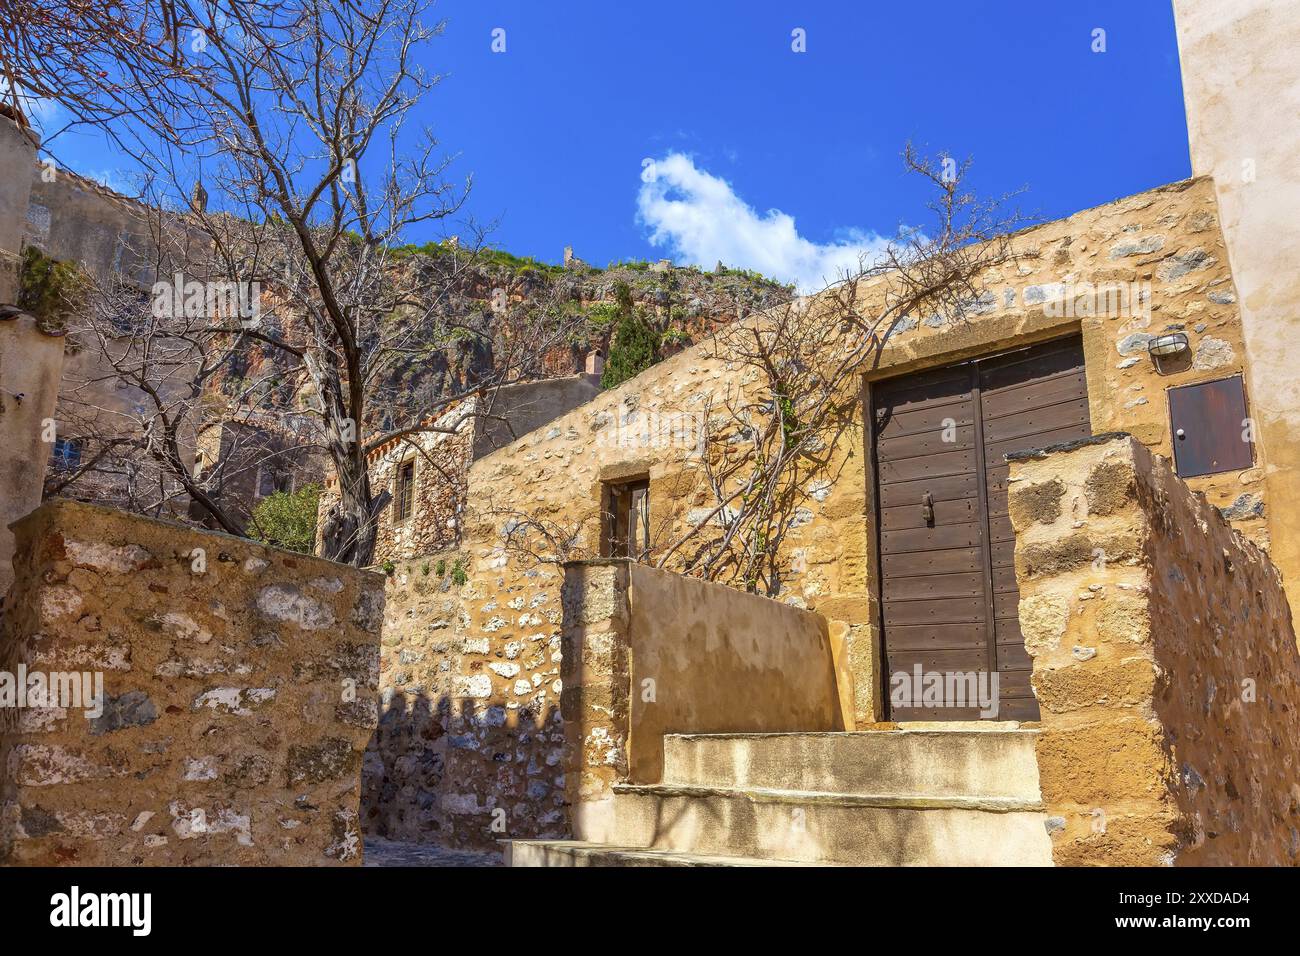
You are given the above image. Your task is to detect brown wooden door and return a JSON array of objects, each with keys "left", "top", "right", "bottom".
[{"left": 872, "top": 337, "right": 1091, "bottom": 721}]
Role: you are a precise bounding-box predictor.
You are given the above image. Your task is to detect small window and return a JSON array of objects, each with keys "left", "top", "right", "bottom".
[
  {"left": 393, "top": 459, "right": 416, "bottom": 521},
  {"left": 1167, "top": 375, "right": 1253, "bottom": 477},
  {"left": 254, "top": 466, "right": 293, "bottom": 498},
  {"left": 51, "top": 437, "right": 82, "bottom": 473},
  {"left": 602, "top": 478, "right": 650, "bottom": 559}
]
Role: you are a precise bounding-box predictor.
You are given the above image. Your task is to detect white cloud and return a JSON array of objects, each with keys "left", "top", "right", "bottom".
[{"left": 636, "top": 152, "right": 890, "bottom": 293}]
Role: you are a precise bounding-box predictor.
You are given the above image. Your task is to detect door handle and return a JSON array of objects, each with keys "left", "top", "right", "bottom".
[{"left": 921, "top": 491, "right": 934, "bottom": 524}]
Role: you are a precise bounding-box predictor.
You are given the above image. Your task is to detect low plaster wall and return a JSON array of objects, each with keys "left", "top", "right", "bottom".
[
  {"left": 1009, "top": 435, "right": 1300, "bottom": 865},
  {"left": 0, "top": 500, "right": 384, "bottom": 866},
  {"left": 561, "top": 560, "right": 850, "bottom": 840}
]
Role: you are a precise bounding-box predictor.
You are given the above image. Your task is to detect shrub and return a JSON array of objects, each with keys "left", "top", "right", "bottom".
[
  {"left": 250, "top": 483, "right": 322, "bottom": 555},
  {"left": 600, "top": 282, "right": 660, "bottom": 389}
]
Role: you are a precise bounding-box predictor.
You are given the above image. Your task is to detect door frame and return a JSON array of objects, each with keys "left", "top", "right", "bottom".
[{"left": 868, "top": 333, "right": 1089, "bottom": 721}]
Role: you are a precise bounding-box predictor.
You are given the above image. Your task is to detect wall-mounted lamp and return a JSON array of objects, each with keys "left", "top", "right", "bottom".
[{"left": 1148, "top": 332, "right": 1190, "bottom": 357}]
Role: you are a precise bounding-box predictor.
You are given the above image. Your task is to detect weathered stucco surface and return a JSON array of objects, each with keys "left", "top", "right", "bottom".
[
  {"left": 1010, "top": 435, "right": 1300, "bottom": 865},
  {"left": 0, "top": 118, "right": 39, "bottom": 301},
  {"left": 0, "top": 500, "right": 383, "bottom": 865},
  {"left": 621, "top": 562, "right": 849, "bottom": 781},
  {"left": 559, "top": 561, "right": 848, "bottom": 839},
  {"left": 0, "top": 313, "right": 65, "bottom": 600},
  {"left": 1174, "top": 0, "right": 1300, "bottom": 611}
]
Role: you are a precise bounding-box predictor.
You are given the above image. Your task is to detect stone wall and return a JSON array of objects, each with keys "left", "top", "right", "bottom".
[
  {"left": 349, "top": 377, "right": 605, "bottom": 567},
  {"left": 561, "top": 560, "right": 849, "bottom": 841},
  {"left": 360, "top": 550, "right": 469, "bottom": 845},
  {"left": 0, "top": 500, "right": 384, "bottom": 866},
  {"left": 1009, "top": 435, "right": 1300, "bottom": 865},
  {"left": 472, "top": 374, "right": 602, "bottom": 459},
  {"left": 0, "top": 117, "right": 39, "bottom": 302}
]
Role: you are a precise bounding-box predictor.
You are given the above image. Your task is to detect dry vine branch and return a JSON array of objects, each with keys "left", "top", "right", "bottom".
[{"left": 643, "top": 145, "right": 1027, "bottom": 594}]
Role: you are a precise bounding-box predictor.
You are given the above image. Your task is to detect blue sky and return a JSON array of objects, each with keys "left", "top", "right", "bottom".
[{"left": 40, "top": 0, "right": 1192, "bottom": 287}]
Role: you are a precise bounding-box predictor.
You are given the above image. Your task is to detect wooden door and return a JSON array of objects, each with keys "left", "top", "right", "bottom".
[{"left": 872, "top": 337, "right": 1091, "bottom": 721}]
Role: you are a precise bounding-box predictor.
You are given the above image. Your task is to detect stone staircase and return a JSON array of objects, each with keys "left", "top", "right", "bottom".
[{"left": 506, "top": 727, "right": 1053, "bottom": 866}]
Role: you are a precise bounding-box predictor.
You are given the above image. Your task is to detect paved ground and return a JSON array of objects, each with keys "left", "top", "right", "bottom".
[{"left": 363, "top": 836, "right": 504, "bottom": 867}]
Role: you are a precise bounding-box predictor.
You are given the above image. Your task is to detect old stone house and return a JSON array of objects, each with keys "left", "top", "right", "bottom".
[
  {"left": 191, "top": 412, "right": 330, "bottom": 534},
  {"left": 331, "top": 368, "right": 604, "bottom": 565},
  {"left": 0, "top": 112, "right": 204, "bottom": 518},
  {"left": 357, "top": 0, "right": 1300, "bottom": 866}
]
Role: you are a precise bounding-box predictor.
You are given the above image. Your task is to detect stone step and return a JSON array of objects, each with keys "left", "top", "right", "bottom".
[
  {"left": 607, "top": 783, "right": 1053, "bottom": 866},
  {"left": 660, "top": 729, "right": 1042, "bottom": 800},
  {"left": 505, "top": 840, "right": 826, "bottom": 867}
]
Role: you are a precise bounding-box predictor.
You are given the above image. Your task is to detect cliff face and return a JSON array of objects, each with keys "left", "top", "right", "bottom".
[{"left": 212, "top": 247, "right": 794, "bottom": 429}]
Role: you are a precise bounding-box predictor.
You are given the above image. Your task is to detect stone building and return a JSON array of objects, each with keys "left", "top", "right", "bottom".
[
  {"left": 0, "top": 112, "right": 202, "bottom": 518},
  {"left": 191, "top": 412, "right": 330, "bottom": 534},
  {"left": 334, "top": 371, "right": 603, "bottom": 565},
  {"left": 358, "top": 0, "right": 1300, "bottom": 865}
]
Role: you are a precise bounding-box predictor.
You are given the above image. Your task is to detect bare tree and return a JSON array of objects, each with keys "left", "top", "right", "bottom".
[
  {"left": 648, "top": 147, "right": 1025, "bottom": 593},
  {"left": 0, "top": 1, "right": 191, "bottom": 137},
  {"left": 30, "top": 1, "right": 588, "bottom": 566}
]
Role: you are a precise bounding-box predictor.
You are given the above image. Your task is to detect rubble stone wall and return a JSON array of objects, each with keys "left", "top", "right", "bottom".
[
  {"left": 360, "top": 550, "right": 469, "bottom": 845},
  {"left": 1010, "top": 435, "right": 1300, "bottom": 865},
  {"left": 0, "top": 500, "right": 384, "bottom": 866}
]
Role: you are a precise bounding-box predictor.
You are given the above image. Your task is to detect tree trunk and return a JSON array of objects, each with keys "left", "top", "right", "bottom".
[{"left": 319, "top": 453, "right": 382, "bottom": 567}]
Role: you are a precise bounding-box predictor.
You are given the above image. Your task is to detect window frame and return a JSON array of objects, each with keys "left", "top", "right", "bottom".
[
  {"left": 602, "top": 476, "right": 651, "bottom": 560},
  {"left": 393, "top": 458, "right": 417, "bottom": 522},
  {"left": 51, "top": 437, "right": 83, "bottom": 474}
]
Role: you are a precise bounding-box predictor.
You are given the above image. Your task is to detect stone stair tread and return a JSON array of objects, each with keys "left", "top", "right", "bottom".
[
  {"left": 666, "top": 727, "right": 1039, "bottom": 739},
  {"left": 613, "top": 782, "right": 1043, "bottom": 812},
  {"left": 507, "top": 840, "right": 830, "bottom": 867}
]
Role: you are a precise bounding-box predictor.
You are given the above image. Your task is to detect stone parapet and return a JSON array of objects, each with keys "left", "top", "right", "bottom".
[
  {"left": 1009, "top": 435, "right": 1299, "bottom": 865},
  {"left": 0, "top": 500, "right": 384, "bottom": 866}
]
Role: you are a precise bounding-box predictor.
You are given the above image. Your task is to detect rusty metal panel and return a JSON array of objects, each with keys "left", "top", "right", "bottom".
[{"left": 1168, "top": 375, "right": 1253, "bottom": 477}]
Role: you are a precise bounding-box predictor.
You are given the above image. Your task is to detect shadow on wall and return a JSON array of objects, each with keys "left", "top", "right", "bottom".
[{"left": 361, "top": 690, "right": 565, "bottom": 850}]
